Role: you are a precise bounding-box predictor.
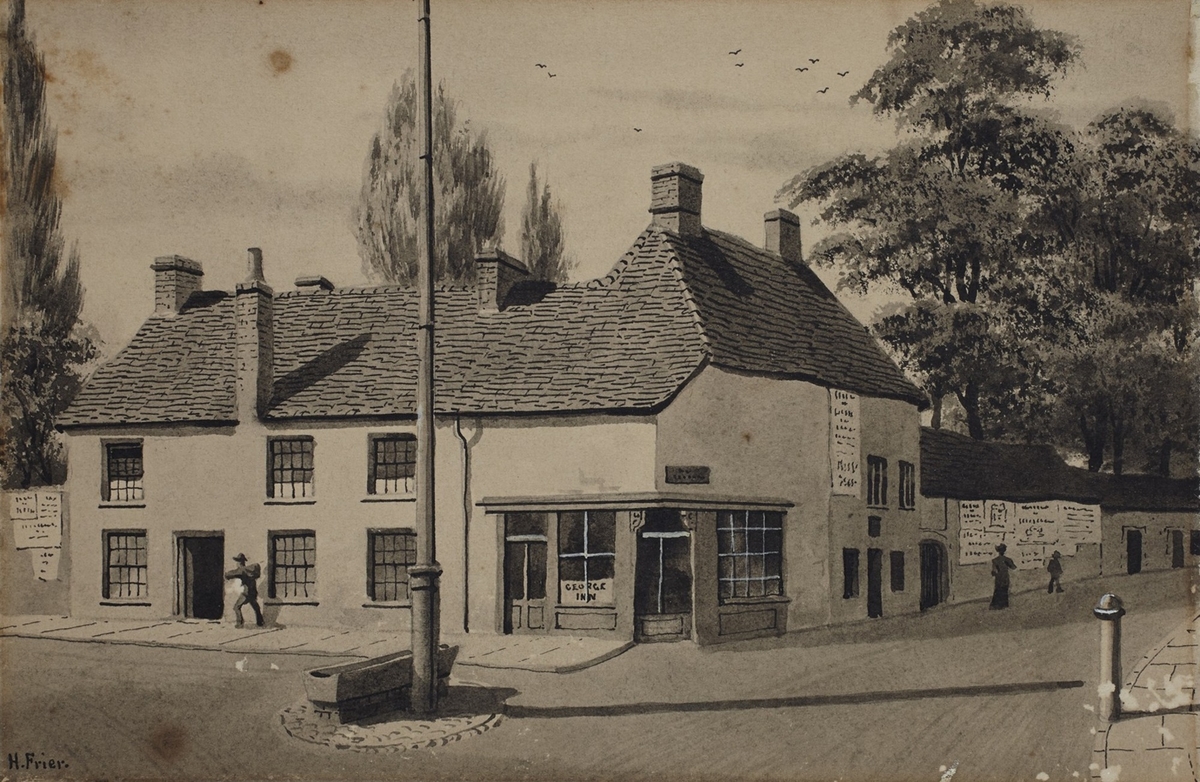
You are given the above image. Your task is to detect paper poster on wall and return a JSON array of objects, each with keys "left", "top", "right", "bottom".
[
  {"left": 957, "top": 500, "right": 1002, "bottom": 565},
  {"left": 1060, "top": 502, "right": 1101, "bottom": 546},
  {"left": 1014, "top": 502, "right": 1059, "bottom": 547},
  {"left": 829, "top": 389, "right": 860, "bottom": 496},
  {"left": 985, "top": 500, "right": 1015, "bottom": 534},
  {"left": 32, "top": 548, "right": 61, "bottom": 581},
  {"left": 10, "top": 490, "right": 63, "bottom": 549},
  {"left": 1012, "top": 544, "right": 1048, "bottom": 570}
]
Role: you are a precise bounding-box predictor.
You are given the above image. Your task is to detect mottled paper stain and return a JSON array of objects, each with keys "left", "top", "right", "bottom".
[
  {"left": 269, "top": 49, "right": 293, "bottom": 76},
  {"left": 148, "top": 723, "right": 188, "bottom": 762}
]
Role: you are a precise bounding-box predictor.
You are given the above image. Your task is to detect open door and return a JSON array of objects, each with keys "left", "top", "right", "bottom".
[
  {"left": 919, "top": 540, "right": 948, "bottom": 611},
  {"left": 178, "top": 535, "right": 224, "bottom": 619},
  {"left": 1126, "top": 529, "right": 1143, "bottom": 575},
  {"left": 634, "top": 509, "right": 692, "bottom": 641},
  {"left": 867, "top": 548, "right": 883, "bottom": 618}
]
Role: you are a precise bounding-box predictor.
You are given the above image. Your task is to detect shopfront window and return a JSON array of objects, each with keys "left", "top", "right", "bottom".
[
  {"left": 717, "top": 510, "right": 783, "bottom": 602},
  {"left": 558, "top": 511, "right": 616, "bottom": 606}
]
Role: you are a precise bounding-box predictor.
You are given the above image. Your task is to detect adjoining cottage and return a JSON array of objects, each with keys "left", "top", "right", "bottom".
[
  {"left": 919, "top": 427, "right": 1199, "bottom": 607},
  {"left": 1090, "top": 473, "right": 1200, "bottom": 576},
  {"left": 58, "top": 163, "right": 930, "bottom": 645}
]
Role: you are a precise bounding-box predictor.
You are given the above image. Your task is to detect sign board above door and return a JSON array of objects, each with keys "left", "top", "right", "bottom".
[{"left": 665, "top": 466, "right": 710, "bottom": 485}]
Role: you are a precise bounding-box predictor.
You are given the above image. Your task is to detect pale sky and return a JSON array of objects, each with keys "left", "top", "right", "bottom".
[{"left": 23, "top": 0, "right": 1194, "bottom": 355}]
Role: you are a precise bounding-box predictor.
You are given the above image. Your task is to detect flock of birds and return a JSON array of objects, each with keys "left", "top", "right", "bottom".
[
  {"left": 533, "top": 47, "right": 852, "bottom": 134},
  {"left": 728, "top": 48, "right": 851, "bottom": 91}
]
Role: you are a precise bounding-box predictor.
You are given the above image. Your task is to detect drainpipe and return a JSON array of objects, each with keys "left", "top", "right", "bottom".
[{"left": 455, "top": 414, "right": 471, "bottom": 633}]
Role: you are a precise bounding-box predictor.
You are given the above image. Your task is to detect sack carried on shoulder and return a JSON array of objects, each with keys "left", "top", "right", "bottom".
[{"left": 247, "top": 562, "right": 261, "bottom": 579}]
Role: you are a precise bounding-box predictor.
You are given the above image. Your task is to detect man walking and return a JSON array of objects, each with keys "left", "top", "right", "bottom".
[
  {"left": 989, "top": 544, "right": 1017, "bottom": 610},
  {"left": 225, "top": 553, "right": 264, "bottom": 628},
  {"left": 1046, "top": 550, "right": 1064, "bottom": 593}
]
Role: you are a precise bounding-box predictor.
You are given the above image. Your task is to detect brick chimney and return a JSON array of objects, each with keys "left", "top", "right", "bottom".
[
  {"left": 150, "top": 255, "right": 203, "bottom": 314},
  {"left": 649, "top": 162, "right": 703, "bottom": 237},
  {"left": 764, "top": 209, "right": 802, "bottom": 264},
  {"left": 236, "top": 248, "right": 273, "bottom": 420},
  {"left": 474, "top": 247, "right": 528, "bottom": 312}
]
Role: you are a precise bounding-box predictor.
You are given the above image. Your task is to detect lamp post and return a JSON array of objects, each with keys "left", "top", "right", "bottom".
[{"left": 409, "top": 0, "right": 442, "bottom": 716}]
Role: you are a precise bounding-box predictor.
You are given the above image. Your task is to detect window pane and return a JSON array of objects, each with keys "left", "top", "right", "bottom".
[
  {"left": 588, "top": 512, "right": 616, "bottom": 554},
  {"left": 507, "top": 512, "right": 547, "bottom": 538},
  {"left": 105, "top": 531, "right": 148, "bottom": 599},
  {"left": 271, "top": 532, "right": 315, "bottom": 599},
  {"left": 527, "top": 541, "right": 547, "bottom": 600},
  {"left": 558, "top": 512, "right": 585, "bottom": 554},
  {"left": 891, "top": 551, "right": 905, "bottom": 592},
  {"left": 504, "top": 542, "right": 526, "bottom": 601}
]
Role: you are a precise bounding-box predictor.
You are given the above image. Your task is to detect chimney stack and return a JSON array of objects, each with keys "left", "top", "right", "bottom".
[
  {"left": 295, "top": 275, "right": 335, "bottom": 292},
  {"left": 474, "top": 247, "right": 528, "bottom": 312},
  {"left": 649, "top": 162, "right": 704, "bottom": 237},
  {"left": 764, "top": 209, "right": 802, "bottom": 265},
  {"left": 236, "top": 247, "right": 273, "bottom": 420},
  {"left": 151, "top": 255, "right": 203, "bottom": 314}
]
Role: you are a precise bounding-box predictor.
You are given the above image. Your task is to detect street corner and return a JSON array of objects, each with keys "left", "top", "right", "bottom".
[{"left": 278, "top": 683, "right": 508, "bottom": 753}]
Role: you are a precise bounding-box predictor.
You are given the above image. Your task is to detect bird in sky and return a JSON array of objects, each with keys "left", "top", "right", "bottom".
[
  {"left": 795, "top": 66, "right": 809, "bottom": 72},
  {"left": 548, "top": 72, "right": 557, "bottom": 78},
  {"left": 817, "top": 87, "right": 829, "bottom": 93},
  {"left": 633, "top": 127, "right": 642, "bottom": 132},
  {"left": 838, "top": 70, "right": 850, "bottom": 77},
  {"left": 809, "top": 58, "right": 820, "bottom": 64},
  {"left": 728, "top": 48, "right": 741, "bottom": 55},
  {"left": 535, "top": 63, "right": 547, "bottom": 69},
  {"left": 734, "top": 62, "right": 744, "bottom": 67}
]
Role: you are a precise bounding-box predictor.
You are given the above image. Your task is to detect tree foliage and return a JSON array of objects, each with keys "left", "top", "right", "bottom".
[
  {"left": 520, "top": 162, "right": 572, "bottom": 283},
  {"left": 1, "top": 0, "right": 98, "bottom": 488},
  {"left": 780, "top": 0, "right": 1198, "bottom": 476},
  {"left": 355, "top": 72, "right": 505, "bottom": 286}
]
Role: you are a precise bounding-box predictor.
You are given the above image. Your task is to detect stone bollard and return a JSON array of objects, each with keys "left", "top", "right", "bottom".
[{"left": 1093, "top": 593, "right": 1125, "bottom": 722}]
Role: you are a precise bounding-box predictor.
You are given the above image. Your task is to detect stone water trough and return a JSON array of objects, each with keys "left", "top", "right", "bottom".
[{"left": 304, "top": 645, "right": 459, "bottom": 724}]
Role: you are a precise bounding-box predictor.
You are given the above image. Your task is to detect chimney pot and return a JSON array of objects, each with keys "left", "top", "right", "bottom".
[
  {"left": 649, "top": 162, "right": 704, "bottom": 237},
  {"left": 246, "top": 247, "right": 265, "bottom": 283},
  {"left": 150, "top": 255, "right": 204, "bottom": 314},
  {"left": 764, "top": 209, "right": 802, "bottom": 265},
  {"left": 474, "top": 248, "right": 529, "bottom": 312}
]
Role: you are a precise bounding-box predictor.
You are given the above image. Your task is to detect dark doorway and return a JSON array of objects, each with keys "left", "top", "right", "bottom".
[
  {"left": 867, "top": 548, "right": 883, "bottom": 618},
  {"left": 635, "top": 510, "right": 692, "bottom": 641},
  {"left": 179, "top": 535, "right": 224, "bottom": 619},
  {"left": 504, "top": 513, "right": 548, "bottom": 634},
  {"left": 1171, "top": 530, "right": 1185, "bottom": 569},
  {"left": 919, "top": 540, "right": 948, "bottom": 611},
  {"left": 1126, "top": 529, "right": 1143, "bottom": 575}
]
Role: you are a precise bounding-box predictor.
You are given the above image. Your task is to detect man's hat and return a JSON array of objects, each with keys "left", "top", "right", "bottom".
[
  {"left": 233, "top": 553, "right": 248, "bottom": 563},
  {"left": 996, "top": 544, "right": 1007, "bottom": 553},
  {"left": 1052, "top": 550, "right": 1061, "bottom": 558}
]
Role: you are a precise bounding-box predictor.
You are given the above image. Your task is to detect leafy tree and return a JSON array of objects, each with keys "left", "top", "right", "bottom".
[
  {"left": 520, "top": 162, "right": 572, "bottom": 283},
  {"left": 1, "top": 0, "right": 98, "bottom": 488},
  {"left": 780, "top": 0, "right": 1076, "bottom": 439},
  {"left": 355, "top": 71, "right": 505, "bottom": 286},
  {"left": 1025, "top": 107, "right": 1199, "bottom": 474}
]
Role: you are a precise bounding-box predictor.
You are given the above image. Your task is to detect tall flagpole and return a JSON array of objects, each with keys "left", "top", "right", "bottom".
[{"left": 409, "top": 0, "right": 442, "bottom": 715}]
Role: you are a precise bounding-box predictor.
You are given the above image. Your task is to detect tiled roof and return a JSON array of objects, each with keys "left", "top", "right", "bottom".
[
  {"left": 1082, "top": 471, "right": 1200, "bottom": 512},
  {"left": 666, "top": 229, "right": 926, "bottom": 405},
  {"left": 919, "top": 427, "right": 1100, "bottom": 503},
  {"left": 58, "top": 291, "right": 238, "bottom": 426},
  {"left": 268, "top": 229, "right": 704, "bottom": 417},
  {"left": 61, "top": 224, "right": 924, "bottom": 426}
]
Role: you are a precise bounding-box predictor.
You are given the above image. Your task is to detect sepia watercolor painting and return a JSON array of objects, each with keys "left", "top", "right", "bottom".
[{"left": 1, "top": 0, "right": 1197, "bottom": 780}]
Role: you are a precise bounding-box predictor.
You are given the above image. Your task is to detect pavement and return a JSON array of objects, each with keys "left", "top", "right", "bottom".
[
  {"left": 1092, "top": 610, "right": 1200, "bottom": 782},
  {"left": 0, "top": 614, "right": 632, "bottom": 673}
]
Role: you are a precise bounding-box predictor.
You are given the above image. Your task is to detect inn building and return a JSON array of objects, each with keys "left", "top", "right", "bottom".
[{"left": 58, "top": 164, "right": 931, "bottom": 644}]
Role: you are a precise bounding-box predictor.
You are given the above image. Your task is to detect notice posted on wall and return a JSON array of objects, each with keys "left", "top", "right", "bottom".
[
  {"left": 1014, "top": 502, "right": 1059, "bottom": 547},
  {"left": 958, "top": 500, "right": 1004, "bottom": 565},
  {"left": 8, "top": 490, "right": 64, "bottom": 581},
  {"left": 1060, "top": 502, "right": 1102, "bottom": 547},
  {"left": 10, "top": 490, "right": 62, "bottom": 549},
  {"left": 829, "top": 389, "right": 860, "bottom": 496}
]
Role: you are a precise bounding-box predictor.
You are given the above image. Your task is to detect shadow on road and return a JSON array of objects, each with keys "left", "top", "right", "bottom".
[
  {"left": 505, "top": 679, "right": 1083, "bottom": 719},
  {"left": 716, "top": 569, "right": 1194, "bottom": 652}
]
